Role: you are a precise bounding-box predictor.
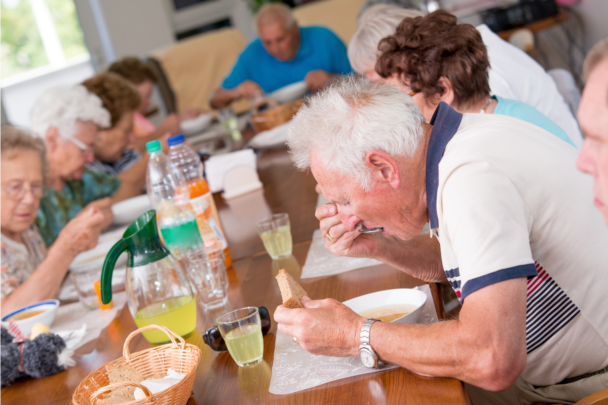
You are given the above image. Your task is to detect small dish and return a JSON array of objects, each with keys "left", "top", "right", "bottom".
[
  {"left": 180, "top": 114, "right": 213, "bottom": 136},
  {"left": 343, "top": 288, "right": 427, "bottom": 324},
  {"left": 268, "top": 81, "right": 308, "bottom": 104},
  {"left": 111, "top": 195, "right": 152, "bottom": 226},
  {"left": 1, "top": 299, "right": 60, "bottom": 336}
]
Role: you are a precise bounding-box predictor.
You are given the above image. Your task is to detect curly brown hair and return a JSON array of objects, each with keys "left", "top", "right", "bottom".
[
  {"left": 108, "top": 57, "right": 157, "bottom": 85},
  {"left": 376, "top": 10, "right": 490, "bottom": 109},
  {"left": 82, "top": 72, "right": 142, "bottom": 127}
]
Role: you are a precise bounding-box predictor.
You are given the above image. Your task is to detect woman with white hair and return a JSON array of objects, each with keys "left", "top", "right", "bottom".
[
  {"left": 30, "top": 85, "right": 137, "bottom": 246},
  {"left": 348, "top": 4, "right": 583, "bottom": 147},
  {"left": 1, "top": 126, "right": 104, "bottom": 315}
]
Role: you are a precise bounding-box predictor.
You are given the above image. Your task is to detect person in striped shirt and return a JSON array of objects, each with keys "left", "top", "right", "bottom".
[{"left": 277, "top": 76, "right": 608, "bottom": 405}]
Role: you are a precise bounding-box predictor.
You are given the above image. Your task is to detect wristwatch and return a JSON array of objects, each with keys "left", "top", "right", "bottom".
[{"left": 358, "top": 318, "right": 381, "bottom": 369}]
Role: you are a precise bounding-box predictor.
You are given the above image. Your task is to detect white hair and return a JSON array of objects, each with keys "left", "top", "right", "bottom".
[
  {"left": 349, "top": 5, "right": 425, "bottom": 75},
  {"left": 255, "top": 3, "right": 295, "bottom": 31},
  {"left": 288, "top": 75, "right": 425, "bottom": 190},
  {"left": 29, "top": 85, "right": 110, "bottom": 141}
]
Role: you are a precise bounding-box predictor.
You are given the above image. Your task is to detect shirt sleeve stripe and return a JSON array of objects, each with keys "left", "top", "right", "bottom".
[{"left": 460, "top": 263, "right": 538, "bottom": 302}]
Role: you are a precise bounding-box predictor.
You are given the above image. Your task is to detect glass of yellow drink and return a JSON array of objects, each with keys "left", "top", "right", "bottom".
[
  {"left": 217, "top": 307, "right": 264, "bottom": 367},
  {"left": 255, "top": 213, "right": 293, "bottom": 259}
]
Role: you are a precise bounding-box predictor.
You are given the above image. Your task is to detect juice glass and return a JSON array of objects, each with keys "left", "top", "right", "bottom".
[
  {"left": 255, "top": 213, "right": 293, "bottom": 259},
  {"left": 217, "top": 307, "right": 264, "bottom": 367}
]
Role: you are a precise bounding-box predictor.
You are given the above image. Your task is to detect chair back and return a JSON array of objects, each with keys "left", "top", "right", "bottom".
[
  {"left": 574, "top": 388, "right": 608, "bottom": 405},
  {"left": 150, "top": 27, "right": 246, "bottom": 112},
  {"left": 292, "top": 0, "right": 368, "bottom": 45}
]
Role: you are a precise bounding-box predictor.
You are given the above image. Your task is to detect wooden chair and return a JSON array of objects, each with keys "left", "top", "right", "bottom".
[
  {"left": 292, "top": 0, "right": 369, "bottom": 45},
  {"left": 574, "top": 388, "right": 608, "bottom": 405},
  {"left": 147, "top": 27, "right": 246, "bottom": 113}
]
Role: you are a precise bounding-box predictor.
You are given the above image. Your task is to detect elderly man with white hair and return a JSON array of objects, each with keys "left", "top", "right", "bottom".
[
  {"left": 275, "top": 77, "right": 608, "bottom": 404},
  {"left": 348, "top": 4, "right": 583, "bottom": 148},
  {"left": 30, "top": 85, "right": 136, "bottom": 246},
  {"left": 210, "top": 3, "right": 352, "bottom": 109}
]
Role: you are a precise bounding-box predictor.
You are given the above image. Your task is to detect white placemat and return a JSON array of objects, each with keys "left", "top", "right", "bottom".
[
  {"left": 51, "top": 291, "right": 128, "bottom": 351},
  {"left": 269, "top": 284, "right": 439, "bottom": 395},
  {"left": 301, "top": 230, "right": 382, "bottom": 279}
]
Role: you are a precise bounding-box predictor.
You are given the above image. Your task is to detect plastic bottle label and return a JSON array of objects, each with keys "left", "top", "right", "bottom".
[
  {"left": 208, "top": 218, "right": 228, "bottom": 250},
  {"left": 190, "top": 193, "right": 211, "bottom": 215},
  {"left": 189, "top": 192, "right": 228, "bottom": 250}
]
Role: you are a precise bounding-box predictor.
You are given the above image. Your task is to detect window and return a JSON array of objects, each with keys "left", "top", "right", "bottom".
[{"left": 1, "top": 0, "right": 89, "bottom": 80}]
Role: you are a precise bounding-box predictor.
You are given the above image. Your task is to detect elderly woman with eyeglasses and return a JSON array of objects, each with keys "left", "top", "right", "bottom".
[
  {"left": 30, "top": 85, "right": 139, "bottom": 247},
  {"left": 1, "top": 127, "right": 105, "bottom": 315}
]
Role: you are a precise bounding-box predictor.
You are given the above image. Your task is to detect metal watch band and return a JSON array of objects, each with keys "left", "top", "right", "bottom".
[{"left": 360, "top": 318, "right": 380, "bottom": 346}]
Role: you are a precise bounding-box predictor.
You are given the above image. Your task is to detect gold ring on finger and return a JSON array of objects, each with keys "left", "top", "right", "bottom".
[{"left": 325, "top": 232, "right": 335, "bottom": 242}]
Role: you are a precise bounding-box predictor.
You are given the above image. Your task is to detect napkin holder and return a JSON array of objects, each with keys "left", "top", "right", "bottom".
[{"left": 221, "top": 166, "right": 263, "bottom": 200}]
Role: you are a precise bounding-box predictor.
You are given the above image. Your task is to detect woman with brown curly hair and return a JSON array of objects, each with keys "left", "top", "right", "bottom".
[
  {"left": 376, "top": 10, "right": 575, "bottom": 147},
  {"left": 82, "top": 72, "right": 166, "bottom": 193}
]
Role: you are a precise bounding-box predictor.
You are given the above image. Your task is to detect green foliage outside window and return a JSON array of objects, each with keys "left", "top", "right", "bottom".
[
  {"left": 247, "top": 0, "right": 282, "bottom": 13},
  {"left": 1, "top": 0, "right": 88, "bottom": 80}
]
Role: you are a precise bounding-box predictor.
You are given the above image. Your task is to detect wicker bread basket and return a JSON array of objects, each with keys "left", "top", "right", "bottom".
[
  {"left": 251, "top": 99, "right": 303, "bottom": 131},
  {"left": 72, "top": 325, "right": 201, "bottom": 405}
]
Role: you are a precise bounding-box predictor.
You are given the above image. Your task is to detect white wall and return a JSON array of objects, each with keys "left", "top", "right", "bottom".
[
  {"left": 2, "top": 56, "right": 95, "bottom": 127},
  {"left": 573, "top": 0, "right": 608, "bottom": 50}
]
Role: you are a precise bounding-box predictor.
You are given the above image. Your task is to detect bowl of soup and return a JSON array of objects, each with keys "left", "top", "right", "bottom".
[
  {"left": 343, "top": 289, "right": 427, "bottom": 324},
  {"left": 1, "top": 299, "right": 59, "bottom": 336}
]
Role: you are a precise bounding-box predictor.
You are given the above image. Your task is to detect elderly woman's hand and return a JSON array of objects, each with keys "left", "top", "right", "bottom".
[
  {"left": 316, "top": 204, "right": 383, "bottom": 259},
  {"left": 54, "top": 208, "right": 105, "bottom": 258},
  {"left": 82, "top": 198, "right": 113, "bottom": 230},
  {"left": 274, "top": 297, "right": 365, "bottom": 357}
]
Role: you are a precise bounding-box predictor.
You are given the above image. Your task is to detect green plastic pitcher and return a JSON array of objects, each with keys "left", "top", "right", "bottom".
[{"left": 101, "top": 210, "right": 196, "bottom": 343}]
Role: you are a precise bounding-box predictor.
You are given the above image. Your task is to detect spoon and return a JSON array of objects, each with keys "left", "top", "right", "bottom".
[{"left": 358, "top": 222, "right": 384, "bottom": 234}]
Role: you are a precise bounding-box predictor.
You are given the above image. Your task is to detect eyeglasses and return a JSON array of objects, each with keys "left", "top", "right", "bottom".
[
  {"left": 1, "top": 182, "right": 45, "bottom": 200},
  {"left": 203, "top": 306, "right": 271, "bottom": 352},
  {"left": 68, "top": 137, "right": 94, "bottom": 155}
]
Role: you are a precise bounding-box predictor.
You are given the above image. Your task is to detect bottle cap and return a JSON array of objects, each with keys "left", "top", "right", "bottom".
[
  {"left": 167, "top": 134, "right": 185, "bottom": 146},
  {"left": 146, "top": 140, "right": 162, "bottom": 153}
]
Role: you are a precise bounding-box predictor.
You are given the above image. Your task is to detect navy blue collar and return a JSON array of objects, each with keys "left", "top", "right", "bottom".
[{"left": 426, "top": 102, "right": 463, "bottom": 230}]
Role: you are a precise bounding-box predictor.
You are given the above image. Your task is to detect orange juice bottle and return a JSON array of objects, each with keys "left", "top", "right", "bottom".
[{"left": 167, "top": 135, "right": 233, "bottom": 268}]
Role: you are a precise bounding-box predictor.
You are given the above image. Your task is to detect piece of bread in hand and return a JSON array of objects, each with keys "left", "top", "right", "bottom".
[{"left": 276, "top": 269, "right": 308, "bottom": 309}]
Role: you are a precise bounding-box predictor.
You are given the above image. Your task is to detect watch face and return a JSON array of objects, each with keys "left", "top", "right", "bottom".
[{"left": 359, "top": 348, "right": 375, "bottom": 368}]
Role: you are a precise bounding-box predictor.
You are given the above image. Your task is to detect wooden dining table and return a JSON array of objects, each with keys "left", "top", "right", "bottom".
[{"left": 1, "top": 146, "right": 470, "bottom": 405}]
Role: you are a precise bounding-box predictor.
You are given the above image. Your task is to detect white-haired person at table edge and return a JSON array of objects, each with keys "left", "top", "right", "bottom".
[
  {"left": 1, "top": 127, "right": 104, "bottom": 316},
  {"left": 210, "top": 3, "right": 353, "bottom": 109},
  {"left": 276, "top": 77, "right": 608, "bottom": 404},
  {"left": 29, "top": 85, "right": 141, "bottom": 246},
  {"left": 577, "top": 37, "right": 608, "bottom": 225}
]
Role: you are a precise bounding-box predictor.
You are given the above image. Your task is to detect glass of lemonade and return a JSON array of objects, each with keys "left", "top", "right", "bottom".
[
  {"left": 255, "top": 213, "right": 293, "bottom": 259},
  {"left": 217, "top": 307, "right": 264, "bottom": 367}
]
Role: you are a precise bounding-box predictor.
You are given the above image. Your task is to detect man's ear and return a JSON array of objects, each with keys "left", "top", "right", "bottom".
[
  {"left": 437, "top": 77, "right": 455, "bottom": 106},
  {"left": 365, "top": 150, "right": 400, "bottom": 189}
]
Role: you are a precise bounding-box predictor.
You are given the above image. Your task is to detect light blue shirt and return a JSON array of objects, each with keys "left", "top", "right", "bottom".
[
  {"left": 222, "top": 26, "right": 353, "bottom": 94},
  {"left": 493, "top": 95, "right": 575, "bottom": 147}
]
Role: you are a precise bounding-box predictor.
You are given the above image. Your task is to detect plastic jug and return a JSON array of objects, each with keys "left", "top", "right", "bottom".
[{"left": 100, "top": 210, "right": 197, "bottom": 344}]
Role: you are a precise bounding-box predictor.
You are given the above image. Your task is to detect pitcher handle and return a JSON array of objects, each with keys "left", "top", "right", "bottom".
[{"left": 100, "top": 238, "right": 128, "bottom": 305}]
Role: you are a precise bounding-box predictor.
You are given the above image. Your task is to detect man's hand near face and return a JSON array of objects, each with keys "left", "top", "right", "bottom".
[
  {"left": 81, "top": 197, "right": 113, "bottom": 230},
  {"left": 316, "top": 203, "right": 446, "bottom": 284}
]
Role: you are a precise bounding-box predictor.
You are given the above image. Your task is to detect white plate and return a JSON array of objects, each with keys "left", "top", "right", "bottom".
[
  {"left": 247, "top": 121, "right": 290, "bottom": 149},
  {"left": 111, "top": 195, "right": 152, "bottom": 226},
  {"left": 181, "top": 114, "right": 213, "bottom": 136},
  {"left": 268, "top": 81, "right": 308, "bottom": 104},
  {"left": 343, "top": 288, "right": 427, "bottom": 324},
  {"left": 70, "top": 238, "right": 128, "bottom": 271}
]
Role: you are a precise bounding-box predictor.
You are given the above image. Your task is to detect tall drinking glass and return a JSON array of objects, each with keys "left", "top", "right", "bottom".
[
  {"left": 217, "top": 307, "right": 264, "bottom": 367},
  {"left": 217, "top": 107, "right": 242, "bottom": 141},
  {"left": 255, "top": 213, "right": 293, "bottom": 259},
  {"left": 69, "top": 265, "right": 100, "bottom": 310},
  {"left": 187, "top": 256, "right": 228, "bottom": 309}
]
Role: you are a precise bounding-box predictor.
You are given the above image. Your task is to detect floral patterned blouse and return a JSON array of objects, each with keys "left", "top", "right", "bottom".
[{"left": 1, "top": 227, "right": 47, "bottom": 299}]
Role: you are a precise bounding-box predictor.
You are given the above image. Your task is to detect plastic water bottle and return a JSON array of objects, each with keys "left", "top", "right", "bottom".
[
  {"left": 145, "top": 140, "right": 206, "bottom": 262},
  {"left": 167, "top": 135, "right": 233, "bottom": 267}
]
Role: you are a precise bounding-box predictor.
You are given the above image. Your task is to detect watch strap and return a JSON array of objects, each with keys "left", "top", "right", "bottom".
[{"left": 360, "top": 318, "right": 380, "bottom": 346}]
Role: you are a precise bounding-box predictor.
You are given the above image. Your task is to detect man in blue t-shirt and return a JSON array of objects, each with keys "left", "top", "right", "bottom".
[{"left": 210, "top": 3, "right": 353, "bottom": 109}]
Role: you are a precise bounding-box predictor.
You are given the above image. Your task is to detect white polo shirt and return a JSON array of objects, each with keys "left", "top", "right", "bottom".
[{"left": 427, "top": 102, "right": 608, "bottom": 386}]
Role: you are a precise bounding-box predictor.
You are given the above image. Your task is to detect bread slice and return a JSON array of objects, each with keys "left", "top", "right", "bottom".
[
  {"left": 97, "top": 394, "right": 133, "bottom": 404},
  {"left": 276, "top": 269, "right": 308, "bottom": 309},
  {"left": 106, "top": 365, "right": 144, "bottom": 399}
]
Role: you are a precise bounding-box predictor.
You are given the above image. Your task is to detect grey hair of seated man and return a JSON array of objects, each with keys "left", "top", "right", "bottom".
[
  {"left": 29, "top": 85, "right": 110, "bottom": 141},
  {"left": 287, "top": 75, "right": 424, "bottom": 190},
  {"left": 255, "top": 3, "right": 296, "bottom": 31},
  {"left": 349, "top": 4, "right": 425, "bottom": 75}
]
